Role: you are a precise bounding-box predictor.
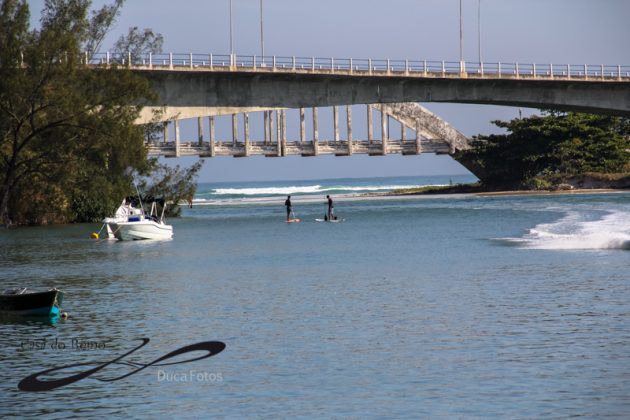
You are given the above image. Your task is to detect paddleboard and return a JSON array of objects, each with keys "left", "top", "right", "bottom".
[
  {"left": 315, "top": 218, "right": 345, "bottom": 223},
  {"left": 286, "top": 219, "right": 301, "bottom": 223}
]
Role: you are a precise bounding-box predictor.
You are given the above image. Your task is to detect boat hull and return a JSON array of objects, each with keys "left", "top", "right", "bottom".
[
  {"left": 109, "top": 220, "right": 173, "bottom": 241},
  {"left": 0, "top": 290, "right": 64, "bottom": 317}
]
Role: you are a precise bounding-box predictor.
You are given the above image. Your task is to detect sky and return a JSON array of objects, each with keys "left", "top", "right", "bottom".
[{"left": 27, "top": 0, "right": 630, "bottom": 182}]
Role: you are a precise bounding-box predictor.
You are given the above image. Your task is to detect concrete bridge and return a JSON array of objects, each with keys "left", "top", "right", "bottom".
[
  {"left": 87, "top": 52, "right": 630, "bottom": 160},
  {"left": 86, "top": 52, "right": 630, "bottom": 123}
]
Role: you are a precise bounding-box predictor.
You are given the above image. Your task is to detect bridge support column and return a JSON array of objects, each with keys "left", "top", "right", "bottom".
[
  {"left": 269, "top": 111, "right": 275, "bottom": 148},
  {"left": 333, "top": 106, "right": 339, "bottom": 143},
  {"left": 299, "top": 108, "right": 305, "bottom": 143},
  {"left": 244, "top": 113, "right": 250, "bottom": 156},
  {"left": 367, "top": 105, "right": 373, "bottom": 144},
  {"left": 312, "top": 107, "right": 319, "bottom": 156},
  {"left": 275, "top": 111, "right": 281, "bottom": 157},
  {"left": 175, "top": 120, "right": 180, "bottom": 157},
  {"left": 346, "top": 105, "right": 353, "bottom": 155},
  {"left": 263, "top": 111, "right": 269, "bottom": 144},
  {"left": 231, "top": 114, "right": 238, "bottom": 145},
  {"left": 381, "top": 105, "right": 387, "bottom": 155},
  {"left": 197, "top": 117, "right": 203, "bottom": 146},
  {"left": 208, "top": 116, "right": 215, "bottom": 157},
  {"left": 281, "top": 110, "right": 287, "bottom": 156}
]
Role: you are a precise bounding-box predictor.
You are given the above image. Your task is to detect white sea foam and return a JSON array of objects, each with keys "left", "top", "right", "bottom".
[
  {"left": 517, "top": 210, "right": 630, "bottom": 250},
  {"left": 210, "top": 184, "right": 429, "bottom": 196},
  {"left": 213, "top": 185, "right": 324, "bottom": 195}
]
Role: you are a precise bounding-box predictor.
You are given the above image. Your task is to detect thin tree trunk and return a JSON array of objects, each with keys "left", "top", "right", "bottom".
[{"left": 0, "top": 181, "right": 12, "bottom": 227}]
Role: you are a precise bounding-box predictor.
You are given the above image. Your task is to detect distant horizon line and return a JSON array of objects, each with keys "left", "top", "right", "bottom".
[{"left": 197, "top": 173, "right": 476, "bottom": 184}]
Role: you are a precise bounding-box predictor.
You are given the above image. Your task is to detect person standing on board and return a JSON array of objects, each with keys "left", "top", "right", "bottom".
[
  {"left": 285, "top": 195, "right": 293, "bottom": 221},
  {"left": 326, "top": 195, "right": 334, "bottom": 220}
]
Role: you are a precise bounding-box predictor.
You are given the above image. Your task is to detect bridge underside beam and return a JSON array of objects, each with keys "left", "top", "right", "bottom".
[{"left": 137, "top": 70, "right": 630, "bottom": 118}]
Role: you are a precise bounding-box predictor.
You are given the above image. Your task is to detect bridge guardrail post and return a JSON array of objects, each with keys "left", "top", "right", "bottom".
[
  {"left": 292, "top": 56, "right": 296, "bottom": 70},
  {"left": 550, "top": 63, "right": 554, "bottom": 79},
  {"left": 106, "top": 51, "right": 110, "bottom": 66},
  {"left": 169, "top": 52, "right": 173, "bottom": 69},
  {"left": 190, "top": 53, "right": 193, "bottom": 69},
  {"left": 498, "top": 62, "right": 502, "bottom": 78},
  {"left": 272, "top": 55, "right": 276, "bottom": 71},
  {"left": 369, "top": 59, "right": 372, "bottom": 75},
  {"left": 350, "top": 58, "right": 353, "bottom": 74},
  {"left": 533, "top": 63, "right": 536, "bottom": 79},
  {"left": 584, "top": 64, "right": 587, "bottom": 80},
  {"left": 567, "top": 64, "right": 570, "bottom": 80},
  {"left": 600, "top": 64, "right": 604, "bottom": 80},
  {"left": 441, "top": 61, "right": 445, "bottom": 77},
  {"left": 423, "top": 60, "right": 427, "bottom": 77},
  {"left": 405, "top": 59, "right": 409, "bottom": 75},
  {"left": 331, "top": 57, "right": 335, "bottom": 74},
  {"left": 149, "top": 52, "right": 152, "bottom": 69},
  {"left": 515, "top": 62, "right": 519, "bottom": 79},
  {"left": 127, "top": 51, "right": 131, "bottom": 68},
  {"left": 311, "top": 57, "right": 315, "bottom": 72},
  {"left": 618, "top": 65, "right": 622, "bottom": 81},
  {"left": 210, "top": 54, "right": 213, "bottom": 70},
  {"left": 387, "top": 59, "right": 391, "bottom": 75},
  {"left": 480, "top": 61, "right": 484, "bottom": 77}
]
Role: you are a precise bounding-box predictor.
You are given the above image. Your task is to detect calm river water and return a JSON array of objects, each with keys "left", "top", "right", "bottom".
[{"left": 1, "top": 181, "right": 629, "bottom": 418}]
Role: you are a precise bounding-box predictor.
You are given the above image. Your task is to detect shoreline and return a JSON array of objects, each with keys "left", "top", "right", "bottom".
[
  {"left": 375, "top": 187, "right": 628, "bottom": 198},
  {"left": 188, "top": 187, "right": 628, "bottom": 207}
]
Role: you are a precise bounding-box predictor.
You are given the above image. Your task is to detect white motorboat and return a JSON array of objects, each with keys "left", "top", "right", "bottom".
[{"left": 102, "top": 197, "right": 173, "bottom": 241}]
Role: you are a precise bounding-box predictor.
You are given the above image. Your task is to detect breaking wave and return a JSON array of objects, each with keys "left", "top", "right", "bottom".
[
  {"left": 511, "top": 210, "right": 630, "bottom": 250},
  {"left": 210, "top": 184, "right": 427, "bottom": 196}
]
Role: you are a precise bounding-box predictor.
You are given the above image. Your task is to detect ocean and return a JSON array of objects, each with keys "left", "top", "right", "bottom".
[
  {"left": 1, "top": 176, "right": 629, "bottom": 418},
  {"left": 192, "top": 174, "right": 477, "bottom": 205}
]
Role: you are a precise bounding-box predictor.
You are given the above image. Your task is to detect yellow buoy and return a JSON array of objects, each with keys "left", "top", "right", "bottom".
[{"left": 90, "top": 232, "right": 99, "bottom": 240}]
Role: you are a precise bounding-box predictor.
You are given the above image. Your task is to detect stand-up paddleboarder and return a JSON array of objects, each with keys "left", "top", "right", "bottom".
[
  {"left": 285, "top": 195, "right": 292, "bottom": 221},
  {"left": 326, "top": 195, "right": 334, "bottom": 220}
]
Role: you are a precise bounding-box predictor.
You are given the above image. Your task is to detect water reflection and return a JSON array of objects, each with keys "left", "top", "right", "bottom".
[{"left": 0, "top": 313, "right": 64, "bottom": 327}]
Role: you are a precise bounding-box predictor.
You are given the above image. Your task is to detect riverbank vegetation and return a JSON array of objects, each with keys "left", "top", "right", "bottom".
[
  {"left": 0, "top": 0, "right": 201, "bottom": 226},
  {"left": 387, "top": 112, "right": 630, "bottom": 197},
  {"left": 455, "top": 112, "right": 630, "bottom": 191}
]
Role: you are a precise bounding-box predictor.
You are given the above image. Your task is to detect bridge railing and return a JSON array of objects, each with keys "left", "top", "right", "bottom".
[{"left": 87, "top": 52, "right": 630, "bottom": 80}]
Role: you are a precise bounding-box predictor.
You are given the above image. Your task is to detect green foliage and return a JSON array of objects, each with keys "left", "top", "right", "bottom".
[
  {"left": 457, "top": 112, "right": 630, "bottom": 190},
  {"left": 0, "top": 0, "right": 160, "bottom": 225},
  {"left": 113, "top": 26, "right": 163, "bottom": 63},
  {"left": 137, "top": 159, "right": 204, "bottom": 217}
]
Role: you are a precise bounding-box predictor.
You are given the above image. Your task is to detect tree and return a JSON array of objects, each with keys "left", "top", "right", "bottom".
[
  {"left": 456, "top": 112, "right": 630, "bottom": 190},
  {"left": 83, "top": 0, "right": 124, "bottom": 58},
  {"left": 0, "top": 0, "right": 155, "bottom": 225},
  {"left": 137, "top": 159, "right": 204, "bottom": 217},
  {"left": 112, "top": 26, "right": 163, "bottom": 64}
]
